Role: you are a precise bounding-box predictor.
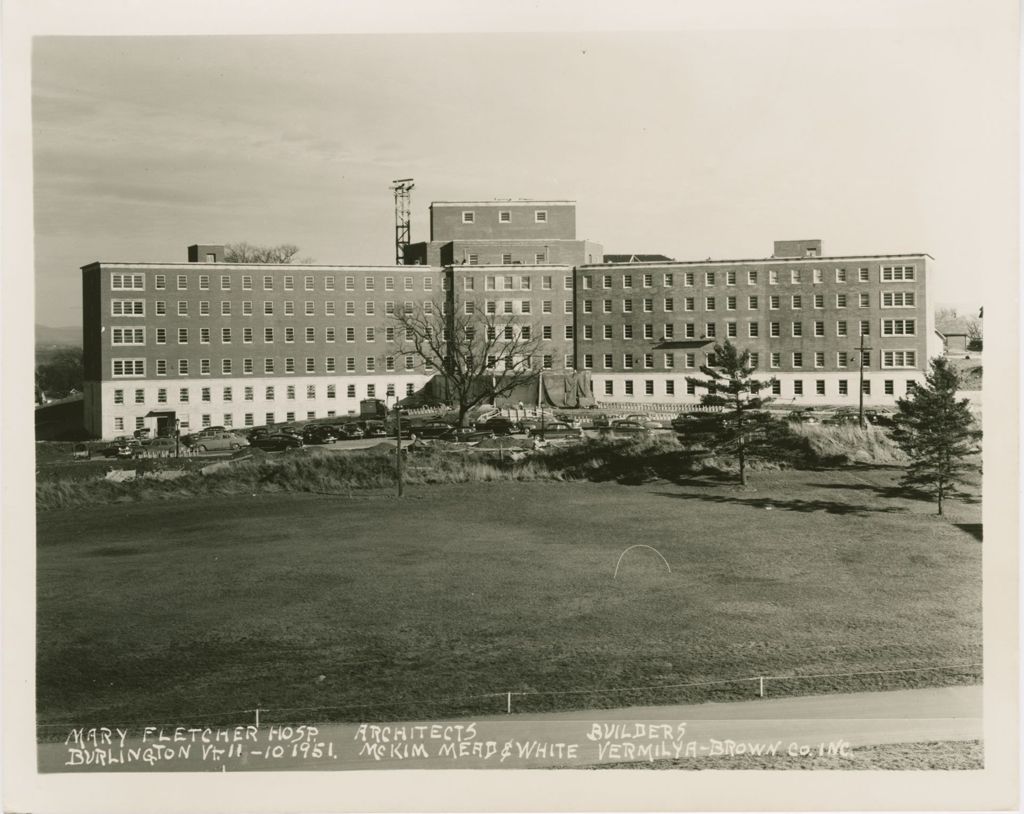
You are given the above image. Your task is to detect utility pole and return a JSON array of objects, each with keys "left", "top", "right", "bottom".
[
  {"left": 857, "top": 331, "right": 873, "bottom": 429},
  {"left": 393, "top": 399, "right": 404, "bottom": 498}
]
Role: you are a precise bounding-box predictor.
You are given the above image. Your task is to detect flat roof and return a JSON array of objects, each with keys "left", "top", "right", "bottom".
[
  {"left": 580, "top": 252, "right": 933, "bottom": 268},
  {"left": 430, "top": 200, "right": 575, "bottom": 207},
  {"left": 82, "top": 262, "right": 439, "bottom": 271}
]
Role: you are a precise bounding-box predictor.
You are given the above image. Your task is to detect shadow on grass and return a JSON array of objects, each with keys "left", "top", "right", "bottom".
[
  {"left": 953, "top": 523, "right": 983, "bottom": 542},
  {"left": 813, "top": 480, "right": 982, "bottom": 506},
  {"left": 652, "top": 491, "right": 906, "bottom": 516}
]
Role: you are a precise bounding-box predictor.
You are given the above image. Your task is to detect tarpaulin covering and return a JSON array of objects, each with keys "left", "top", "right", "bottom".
[{"left": 402, "top": 371, "right": 595, "bottom": 410}]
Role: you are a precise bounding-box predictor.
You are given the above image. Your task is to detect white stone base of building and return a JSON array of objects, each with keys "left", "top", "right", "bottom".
[
  {"left": 591, "top": 370, "right": 926, "bottom": 407},
  {"left": 85, "top": 374, "right": 434, "bottom": 439}
]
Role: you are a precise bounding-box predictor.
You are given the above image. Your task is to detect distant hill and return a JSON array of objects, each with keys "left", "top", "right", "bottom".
[{"left": 36, "top": 325, "right": 82, "bottom": 346}]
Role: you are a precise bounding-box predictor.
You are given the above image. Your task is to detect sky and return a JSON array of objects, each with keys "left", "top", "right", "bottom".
[{"left": 32, "top": 25, "right": 1014, "bottom": 327}]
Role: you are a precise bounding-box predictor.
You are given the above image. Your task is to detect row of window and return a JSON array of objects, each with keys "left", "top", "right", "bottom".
[
  {"left": 581, "top": 349, "right": 916, "bottom": 370},
  {"left": 114, "top": 299, "right": 438, "bottom": 318},
  {"left": 111, "top": 290, "right": 917, "bottom": 321},
  {"left": 577, "top": 291, "right": 915, "bottom": 313},
  {"left": 141, "top": 273, "right": 435, "bottom": 293},
  {"left": 111, "top": 352, "right": 579, "bottom": 380},
  {"left": 110, "top": 346, "right": 916, "bottom": 381},
  {"left": 577, "top": 319, "right": 916, "bottom": 340},
  {"left": 582, "top": 266, "right": 917, "bottom": 289},
  {"left": 114, "top": 380, "right": 415, "bottom": 407},
  {"left": 113, "top": 322, "right": 570, "bottom": 346},
  {"left": 600, "top": 377, "right": 915, "bottom": 397},
  {"left": 461, "top": 209, "right": 549, "bottom": 224},
  {"left": 463, "top": 275, "right": 572, "bottom": 291},
  {"left": 113, "top": 356, "right": 427, "bottom": 377}
]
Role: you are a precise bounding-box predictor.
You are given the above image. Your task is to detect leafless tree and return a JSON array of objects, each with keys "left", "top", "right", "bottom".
[
  {"left": 224, "top": 242, "right": 312, "bottom": 264},
  {"left": 391, "top": 300, "right": 544, "bottom": 427}
]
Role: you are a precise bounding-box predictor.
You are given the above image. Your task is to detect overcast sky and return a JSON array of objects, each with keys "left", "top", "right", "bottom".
[{"left": 33, "top": 26, "right": 1012, "bottom": 326}]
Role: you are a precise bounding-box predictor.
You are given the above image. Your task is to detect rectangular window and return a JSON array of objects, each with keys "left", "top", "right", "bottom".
[
  {"left": 860, "top": 320, "right": 871, "bottom": 336},
  {"left": 814, "top": 351, "right": 825, "bottom": 368},
  {"left": 836, "top": 294, "right": 847, "bottom": 308},
  {"left": 111, "top": 327, "right": 146, "bottom": 345},
  {"left": 154, "top": 275, "right": 166, "bottom": 290},
  {"left": 793, "top": 352, "right": 803, "bottom": 368},
  {"left": 624, "top": 380, "right": 634, "bottom": 396},
  {"left": 814, "top": 321, "right": 825, "bottom": 337},
  {"left": 881, "top": 319, "right": 917, "bottom": 336},
  {"left": 222, "top": 359, "right": 233, "bottom": 375},
  {"left": 155, "top": 301, "right": 167, "bottom": 316},
  {"left": 792, "top": 322, "right": 802, "bottom": 337},
  {"left": 264, "top": 359, "right": 275, "bottom": 374},
  {"left": 111, "top": 300, "right": 146, "bottom": 317},
  {"left": 770, "top": 352, "right": 781, "bottom": 369},
  {"left": 862, "top": 380, "right": 872, "bottom": 395},
  {"left": 837, "top": 352, "right": 848, "bottom": 368},
  {"left": 200, "top": 327, "right": 211, "bottom": 344},
  {"left": 812, "top": 269, "right": 823, "bottom": 284},
  {"left": 835, "top": 268, "right": 847, "bottom": 283},
  {"left": 726, "top": 296, "right": 736, "bottom": 311},
  {"left": 748, "top": 322, "right": 759, "bottom": 338},
  {"left": 769, "top": 295, "right": 780, "bottom": 310},
  {"left": 462, "top": 211, "right": 475, "bottom": 224},
  {"left": 200, "top": 359, "right": 211, "bottom": 375},
  {"left": 881, "top": 291, "right": 916, "bottom": 307},
  {"left": 263, "top": 276, "right": 273, "bottom": 291},
  {"left": 791, "top": 295, "right": 802, "bottom": 309},
  {"left": 881, "top": 265, "right": 916, "bottom": 282},
  {"left": 839, "top": 380, "right": 848, "bottom": 395},
  {"left": 858, "top": 267, "right": 870, "bottom": 282},
  {"left": 837, "top": 321, "right": 848, "bottom": 337},
  {"left": 179, "top": 387, "right": 190, "bottom": 403},
  {"left": 770, "top": 322, "right": 781, "bottom": 338},
  {"left": 157, "top": 388, "right": 167, "bottom": 403},
  {"left": 769, "top": 269, "right": 779, "bottom": 285},
  {"left": 705, "top": 272, "right": 715, "bottom": 285},
  {"left": 790, "top": 269, "right": 801, "bottom": 284},
  {"left": 793, "top": 380, "right": 804, "bottom": 396},
  {"left": 177, "top": 275, "right": 188, "bottom": 290},
  {"left": 727, "top": 321, "right": 738, "bottom": 338},
  {"left": 813, "top": 294, "right": 824, "bottom": 309}
]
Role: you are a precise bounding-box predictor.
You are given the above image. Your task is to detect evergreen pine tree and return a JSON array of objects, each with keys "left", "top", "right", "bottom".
[
  {"left": 685, "top": 340, "right": 778, "bottom": 486},
  {"left": 891, "top": 357, "right": 981, "bottom": 515}
]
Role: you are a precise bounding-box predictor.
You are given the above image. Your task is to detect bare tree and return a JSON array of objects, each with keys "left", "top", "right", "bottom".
[
  {"left": 224, "top": 242, "right": 312, "bottom": 264},
  {"left": 391, "top": 300, "right": 544, "bottom": 427}
]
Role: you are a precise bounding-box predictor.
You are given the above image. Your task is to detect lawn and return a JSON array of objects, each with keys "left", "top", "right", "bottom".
[{"left": 36, "top": 469, "right": 981, "bottom": 736}]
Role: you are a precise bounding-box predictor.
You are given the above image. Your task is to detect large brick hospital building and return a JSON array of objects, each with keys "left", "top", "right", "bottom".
[{"left": 81, "top": 199, "right": 939, "bottom": 438}]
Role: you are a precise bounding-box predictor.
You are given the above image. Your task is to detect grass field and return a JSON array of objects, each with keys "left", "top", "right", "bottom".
[{"left": 36, "top": 468, "right": 981, "bottom": 736}]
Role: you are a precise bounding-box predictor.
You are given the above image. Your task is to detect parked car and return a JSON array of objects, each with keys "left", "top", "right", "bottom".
[
  {"left": 670, "top": 412, "right": 710, "bottom": 432},
  {"left": 302, "top": 425, "right": 339, "bottom": 445},
  {"left": 475, "top": 417, "right": 522, "bottom": 436},
  {"left": 410, "top": 422, "right": 457, "bottom": 439},
  {"left": 145, "top": 437, "right": 179, "bottom": 455},
  {"left": 524, "top": 421, "right": 584, "bottom": 439},
  {"left": 824, "top": 409, "right": 860, "bottom": 426},
  {"left": 620, "top": 414, "right": 662, "bottom": 429},
  {"left": 133, "top": 427, "right": 152, "bottom": 440},
  {"left": 787, "top": 409, "right": 820, "bottom": 424},
  {"left": 249, "top": 433, "right": 304, "bottom": 452},
  {"left": 609, "top": 419, "right": 650, "bottom": 432},
  {"left": 335, "top": 423, "right": 366, "bottom": 439},
  {"left": 100, "top": 437, "right": 141, "bottom": 459},
  {"left": 436, "top": 427, "right": 494, "bottom": 442},
  {"left": 191, "top": 431, "right": 250, "bottom": 452},
  {"left": 360, "top": 421, "right": 387, "bottom": 439}
]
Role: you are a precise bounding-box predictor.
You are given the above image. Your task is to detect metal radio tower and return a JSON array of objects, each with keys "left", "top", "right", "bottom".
[{"left": 391, "top": 178, "right": 414, "bottom": 265}]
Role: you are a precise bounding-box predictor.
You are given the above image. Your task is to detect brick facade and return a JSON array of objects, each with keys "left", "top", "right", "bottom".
[{"left": 80, "top": 202, "right": 937, "bottom": 438}]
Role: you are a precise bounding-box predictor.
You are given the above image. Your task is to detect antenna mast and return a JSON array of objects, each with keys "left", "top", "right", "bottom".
[{"left": 391, "top": 178, "right": 414, "bottom": 265}]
